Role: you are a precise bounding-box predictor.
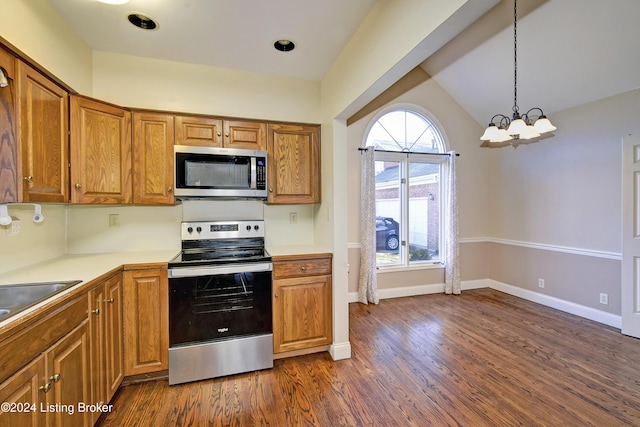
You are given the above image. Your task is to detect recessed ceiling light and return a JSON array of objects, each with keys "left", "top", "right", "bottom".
[
  {"left": 127, "top": 13, "right": 158, "bottom": 30},
  {"left": 97, "top": 0, "right": 130, "bottom": 4},
  {"left": 274, "top": 39, "right": 295, "bottom": 52}
]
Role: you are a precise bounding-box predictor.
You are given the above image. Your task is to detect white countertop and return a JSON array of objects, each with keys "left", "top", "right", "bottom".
[
  {"left": 0, "top": 251, "right": 178, "bottom": 286},
  {"left": 0, "top": 251, "right": 178, "bottom": 330}
]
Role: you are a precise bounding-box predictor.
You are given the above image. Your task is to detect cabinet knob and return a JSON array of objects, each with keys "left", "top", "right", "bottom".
[
  {"left": 75, "top": 183, "right": 82, "bottom": 189},
  {"left": 301, "top": 265, "right": 306, "bottom": 271},
  {"left": 217, "top": 131, "right": 222, "bottom": 137},
  {"left": 168, "top": 186, "right": 173, "bottom": 193},
  {"left": 92, "top": 308, "right": 100, "bottom": 315},
  {"left": 49, "top": 373, "right": 61, "bottom": 383},
  {"left": 225, "top": 132, "right": 229, "bottom": 138},
  {"left": 24, "top": 176, "right": 33, "bottom": 183},
  {"left": 274, "top": 293, "right": 279, "bottom": 298},
  {"left": 269, "top": 187, "right": 273, "bottom": 193},
  {"left": 39, "top": 383, "right": 51, "bottom": 393},
  {"left": 106, "top": 298, "right": 114, "bottom": 304}
]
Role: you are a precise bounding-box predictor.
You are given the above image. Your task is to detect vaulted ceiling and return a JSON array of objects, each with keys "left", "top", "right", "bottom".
[{"left": 48, "top": 0, "right": 640, "bottom": 126}]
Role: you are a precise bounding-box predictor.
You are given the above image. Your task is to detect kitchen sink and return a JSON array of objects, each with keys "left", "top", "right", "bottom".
[{"left": 0, "top": 280, "right": 82, "bottom": 321}]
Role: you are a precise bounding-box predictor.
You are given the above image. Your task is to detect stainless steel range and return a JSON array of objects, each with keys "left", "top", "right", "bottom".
[{"left": 168, "top": 220, "right": 273, "bottom": 385}]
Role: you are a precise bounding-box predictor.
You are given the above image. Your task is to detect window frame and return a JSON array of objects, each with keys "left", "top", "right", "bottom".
[{"left": 363, "top": 104, "right": 450, "bottom": 271}]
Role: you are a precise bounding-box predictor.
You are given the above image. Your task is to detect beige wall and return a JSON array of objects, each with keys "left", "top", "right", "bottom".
[
  {"left": 0, "top": 204, "right": 66, "bottom": 275},
  {"left": 0, "top": 0, "right": 93, "bottom": 94},
  {"left": 92, "top": 51, "right": 321, "bottom": 123}
]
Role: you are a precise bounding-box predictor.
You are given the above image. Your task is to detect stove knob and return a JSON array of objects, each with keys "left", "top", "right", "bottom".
[
  {"left": 254, "top": 225, "right": 259, "bottom": 231},
  {"left": 196, "top": 226, "right": 202, "bottom": 233},
  {"left": 187, "top": 227, "right": 193, "bottom": 234},
  {"left": 246, "top": 225, "right": 252, "bottom": 231}
]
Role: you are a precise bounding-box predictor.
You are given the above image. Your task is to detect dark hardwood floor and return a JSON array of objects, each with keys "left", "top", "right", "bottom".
[{"left": 98, "top": 289, "right": 640, "bottom": 426}]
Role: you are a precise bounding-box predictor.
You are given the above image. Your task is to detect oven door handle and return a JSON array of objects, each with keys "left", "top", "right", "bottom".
[{"left": 168, "top": 262, "right": 273, "bottom": 278}]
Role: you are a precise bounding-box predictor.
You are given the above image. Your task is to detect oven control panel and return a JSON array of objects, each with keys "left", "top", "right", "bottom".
[{"left": 181, "top": 220, "right": 264, "bottom": 240}]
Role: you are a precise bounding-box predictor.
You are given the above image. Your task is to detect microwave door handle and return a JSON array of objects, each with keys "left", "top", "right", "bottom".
[{"left": 250, "top": 157, "right": 257, "bottom": 189}]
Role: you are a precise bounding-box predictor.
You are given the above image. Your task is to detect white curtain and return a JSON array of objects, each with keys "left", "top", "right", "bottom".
[
  {"left": 444, "top": 151, "right": 460, "bottom": 295},
  {"left": 358, "top": 148, "right": 379, "bottom": 304}
]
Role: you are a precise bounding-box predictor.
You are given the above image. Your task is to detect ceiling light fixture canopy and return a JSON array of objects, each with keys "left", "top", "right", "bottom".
[{"left": 480, "top": 0, "right": 556, "bottom": 147}]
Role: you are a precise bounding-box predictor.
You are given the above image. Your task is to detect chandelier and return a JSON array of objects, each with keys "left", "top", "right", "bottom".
[{"left": 480, "top": 0, "right": 556, "bottom": 146}]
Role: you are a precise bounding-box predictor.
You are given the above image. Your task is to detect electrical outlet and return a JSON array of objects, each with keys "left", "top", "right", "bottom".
[
  {"left": 289, "top": 212, "right": 297, "bottom": 224},
  {"left": 6, "top": 219, "right": 21, "bottom": 236},
  {"left": 538, "top": 278, "right": 545, "bottom": 288},
  {"left": 600, "top": 293, "right": 609, "bottom": 305},
  {"left": 108, "top": 214, "right": 120, "bottom": 227}
]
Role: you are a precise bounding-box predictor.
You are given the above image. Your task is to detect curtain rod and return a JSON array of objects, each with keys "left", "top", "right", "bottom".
[{"left": 357, "top": 147, "right": 460, "bottom": 157}]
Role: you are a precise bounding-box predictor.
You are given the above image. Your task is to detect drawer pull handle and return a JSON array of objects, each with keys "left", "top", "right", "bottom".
[
  {"left": 106, "top": 298, "right": 114, "bottom": 304},
  {"left": 39, "top": 383, "right": 51, "bottom": 393},
  {"left": 300, "top": 266, "right": 306, "bottom": 271},
  {"left": 49, "top": 373, "right": 61, "bottom": 383},
  {"left": 92, "top": 308, "right": 100, "bottom": 315}
]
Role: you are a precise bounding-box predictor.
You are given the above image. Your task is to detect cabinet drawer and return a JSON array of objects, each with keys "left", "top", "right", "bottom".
[{"left": 273, "top": 255, "right": 332, "bottom": 279}]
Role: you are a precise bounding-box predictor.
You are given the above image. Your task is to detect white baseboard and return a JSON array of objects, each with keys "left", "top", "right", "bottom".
[
  {"left": 488, "top": 279, "right": 621, "bottom": 329},
  {"left": 329, "top": 342, "right": 352, "bottom": 361},
  {"left": 348, "top": 278, "right": 621, "bottom": 329}
]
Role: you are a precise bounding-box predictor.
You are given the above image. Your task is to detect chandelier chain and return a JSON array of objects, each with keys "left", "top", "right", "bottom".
[{"left": 513, "top": 0, "right": 518, "bottom": 114}]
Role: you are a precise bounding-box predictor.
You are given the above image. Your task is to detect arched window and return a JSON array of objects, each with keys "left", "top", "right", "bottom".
[{"left": 364, "top": 106, "right": 448, "bottom": 267}]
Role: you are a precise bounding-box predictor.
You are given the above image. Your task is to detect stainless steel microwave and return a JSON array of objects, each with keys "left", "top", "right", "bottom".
[{"left": 174, "top": 145, "right": 268, "bottom": 199}]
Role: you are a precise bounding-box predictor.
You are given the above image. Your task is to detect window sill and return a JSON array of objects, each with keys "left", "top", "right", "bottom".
[{"left": 376, "top": 262, "right": 444, "bottom": 273}]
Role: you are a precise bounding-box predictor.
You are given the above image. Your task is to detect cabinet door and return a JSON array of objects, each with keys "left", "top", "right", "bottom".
[
  {"left": 88, "top": 282, "right": 106, "bottom": 417},
  {"left": 223, "top": 120, "right": 266, "bottom": 150},
  {"left": 104, "top": 275, "right": 124, "bottom": 401},
  {"left": 273, "top": 274, "right": 332, "bottom": 353},
  {"left": 70, "top": 95, "right": 132, "bottom": 204},
  {"left": 175, "top": 115, "right": 222, "bottom": 147},
  {"left": 132, "top": 112, "right": 175, "bottom": 204},
  {"left": 45, "top": 321, "right": 91, "bottom": 427},
  {"left": 88, "top": 274, "right": 123, "bottom": 425},
  {"left": 0, "top": 355, "right": 46, "bottom": 427},
  {"left": 0, "top": 47, "right": 18, "bottom": 203},
  {"left": 16, "top": 60, "right": 69, "bottom": 203},
  {"left": 123, "top": 269, "right": 169, "bottom": 376},
  {"left": 267, "top": 123, "right": 320, "bottom": 204}
]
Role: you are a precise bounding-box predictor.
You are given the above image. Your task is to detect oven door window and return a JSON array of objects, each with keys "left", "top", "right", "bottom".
[
  {"left": 176, "top": 153, "right": 251, "bottom": 189},
  {"left": 169, "top": 270, "right": 272, "bottom": 346}
]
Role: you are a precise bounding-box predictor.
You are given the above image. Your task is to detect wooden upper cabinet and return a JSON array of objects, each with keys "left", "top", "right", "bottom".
[
  {"left": 175, "top": 115, "right": 265, "bottom": 150},
  {"left": 70, "top": 95, "right": 132, "bottom": 204},
  {"left": 132, "top": 111, "right": 175, "bottom": 204},
  {"left": 267, "top": 123, "right": 320, "bottom": 204},
  {"left": 16, "top": 60, "right": 69, "bottom": 203},
  {"left": 0, "top": 47, "right": 17, "bottom": 203},
  {"left": 224, "top": 119, "right": 266, "bottom": 150},
  {"left": 175, "top": 115, "right": 222, "bottom": 147}
]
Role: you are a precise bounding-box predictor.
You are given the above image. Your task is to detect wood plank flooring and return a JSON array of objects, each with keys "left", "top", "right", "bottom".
[{"left": 97, "top": 289, "right": 640, "bottom": 426}]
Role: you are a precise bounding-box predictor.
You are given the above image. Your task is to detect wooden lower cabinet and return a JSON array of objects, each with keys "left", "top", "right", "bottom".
[
  {"left": 0, "top": 356, "right": 46, "bottom": 426},
  {"left": 0, "top": 322, "right": 91, "bottom": 427},
  {"left": 123, "top": 268, "right": 169, "bottom": 376},
  {"left": 272, "top": 253, "right": 332, "bottom": 354},
  {"left": 88, "top": 273, "right": 124, "bottom": 424}
]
